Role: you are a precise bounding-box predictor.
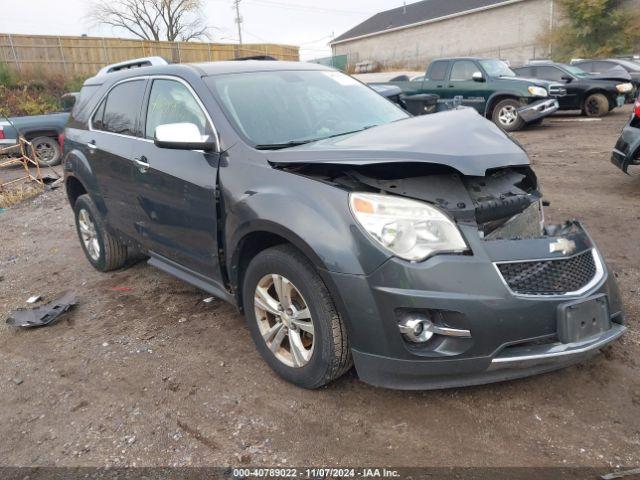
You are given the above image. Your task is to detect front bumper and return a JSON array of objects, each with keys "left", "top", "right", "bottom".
[
  {"left": 611, "top": 121, "right": 640, "bottom": 173},
  {"left": 329, "top": 223, "right": 626, "bottom": 390},
  {"left": 518, "top": 98, "right": 559, "bottom": 123}
]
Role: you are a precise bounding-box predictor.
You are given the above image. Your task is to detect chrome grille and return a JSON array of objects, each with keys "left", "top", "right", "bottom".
[
  {"left": 549, "top": 84, "right": 567, "bottom": 97},
  {"left": 496, "top": 250, "right": 598, "bottom": 296}
]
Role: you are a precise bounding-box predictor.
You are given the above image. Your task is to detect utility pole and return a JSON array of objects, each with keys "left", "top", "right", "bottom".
[{"left": 233, "top": 0, "right": 243, "bottom": 57}]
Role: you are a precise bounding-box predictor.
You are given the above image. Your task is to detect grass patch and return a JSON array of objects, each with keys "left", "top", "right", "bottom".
[{"left": 0, "top": 184, "right": 43, "bottom": 209}]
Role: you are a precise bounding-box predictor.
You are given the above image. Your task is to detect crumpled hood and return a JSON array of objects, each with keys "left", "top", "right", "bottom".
[
  {"left": 589, "top": 66, "right": 632, "bottom": 82},
  {"left": 267, "top": 108, "right": 530, "bottom": 177}
]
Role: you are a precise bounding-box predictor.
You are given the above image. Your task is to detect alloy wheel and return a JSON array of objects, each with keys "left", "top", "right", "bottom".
[
  {"left": 78, "top": 208, "right": 100, "bottom": 261},
  {"left": 35, "top": 141, "right": 56, "bottom": 163},
  {"left": 498, "top": 105, "right": 518, "bottom": 126},
  {"left": 254, "top": 274, "right": 315, "bottom": 368}
]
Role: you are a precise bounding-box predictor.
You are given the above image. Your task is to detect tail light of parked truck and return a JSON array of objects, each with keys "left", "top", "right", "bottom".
[
  {"left": 58, "top": 133, "right": 65, "bottom": 151},
  {"left": 635, "top": 98, "right": 640, "bottom": 118},
  {"left": 0, "top": 126, "right": 4, "bottom": 140}
]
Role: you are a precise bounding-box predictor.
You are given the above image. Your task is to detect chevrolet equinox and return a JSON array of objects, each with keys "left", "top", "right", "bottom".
[{"left": 63, "top": 58, "right": 626, "bottom": 390}]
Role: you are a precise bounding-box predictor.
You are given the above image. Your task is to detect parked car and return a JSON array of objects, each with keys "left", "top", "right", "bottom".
[
  {"left": 611, "top": 95, "right": 640, "bottom": 173},
  {"left": 64, "top": 58, "right": 626, "bottom": 390},
  {"left": 378, "top": 57, "right": 565, "bottom": 131},
  {"left": 572, "top": 58, "right": 640, "bottom": 92},
  {"left": 0, "top": 93, "right": 77, "bottom": 166},
  {"left": 513, "top": 62, "right": 633, "bottom": 117}
]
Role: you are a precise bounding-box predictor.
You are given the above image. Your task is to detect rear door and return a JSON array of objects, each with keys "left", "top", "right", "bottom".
[
  {"left": 132, "top": 77, "right": 222, "bottom": 280},
  {"left": 446, "top": 60, "right": 489, "bottom": 113},
  {"left": 87, "top": 78, "right": 148, "bottom": 239},
  {"left": 424, "top": 60, "right": 451, "bottom": 96}
]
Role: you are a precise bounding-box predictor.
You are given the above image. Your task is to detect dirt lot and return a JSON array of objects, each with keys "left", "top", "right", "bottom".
[{"left": 0, "top": 107, "right": 639, "bottom": 469}]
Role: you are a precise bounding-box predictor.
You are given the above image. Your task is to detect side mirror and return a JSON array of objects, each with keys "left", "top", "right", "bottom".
[
  {"left": 561, "top": 75, "right": 574, "bottom": 83},
  {"left": 154, "top": 123, "right": 215, "bottom": 151},
  {"left": 472, "top": 71, "right": 485, "bottom": 82}
]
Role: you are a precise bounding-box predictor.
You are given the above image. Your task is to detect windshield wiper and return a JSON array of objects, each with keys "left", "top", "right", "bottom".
[
  {"left": 255, "top": 125, "right": 379, "bottom": 151},
  {"left": 255, "top": 140, "right": 316, "bottom": 150}
]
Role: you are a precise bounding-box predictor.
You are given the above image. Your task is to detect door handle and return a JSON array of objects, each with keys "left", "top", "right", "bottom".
[
  {"left": 133, "top": 156, "right": 150, "bottom": 173},
  {"left": 436, "top": 85, "right": 444, "bottom": 88}
]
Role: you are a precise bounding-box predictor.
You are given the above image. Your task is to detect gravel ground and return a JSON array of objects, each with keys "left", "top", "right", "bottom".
[{"left": 0, "top": 107, "right": 639, "bottom": 468}]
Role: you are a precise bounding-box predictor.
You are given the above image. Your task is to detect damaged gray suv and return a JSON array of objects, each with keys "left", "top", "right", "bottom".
[{"left": 63, "top": 58, "right": 626, "bottom": 390}]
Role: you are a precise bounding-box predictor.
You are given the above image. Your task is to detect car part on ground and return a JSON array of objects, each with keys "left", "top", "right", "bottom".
[
  {"left": 63, "top": 59, "right": 625, "bottom": 390},
  {"left": 6, "top": 291, "right": 77, "bottom": 328}
]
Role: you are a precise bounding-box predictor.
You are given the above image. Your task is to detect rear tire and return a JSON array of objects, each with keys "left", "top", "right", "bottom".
[
  {"left": 492, "top": 99, "right": 525, "bottom": 132},
  {"left": 583, "top": 93, "right": 610, "bottom": 117},
  {"left": 29, "top": 136, "right": 61, "bottom": 166},
  {"left": 73, "top": 194, "right": 128, "bottom": 272},
  {"left": 242, "top": 245, "right": 352, "bottom": 389}
]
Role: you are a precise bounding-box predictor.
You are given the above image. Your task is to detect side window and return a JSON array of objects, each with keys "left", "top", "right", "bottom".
[
  {"left": 91, "top": 99, "right": 107, "bottom": 131},
  {"left": 517, "top": 67, "right": 534, "bottom": 77},
  {"left": 578, "top": 62, "right": 594, "bottom": 72},
  {"left": 428, "top": 61, "right": 448, "bottom": 82},
  {"left": 450, "top": 61, "right": 479, "bottom": 81},
  {"left": 145, "top": 79, "right": 210, "bottom": 139},
  {"left": 96, "top": 80, "right": 146, "bottom": 136},
  {"left": 536, "top": 66, "right": 565, "bottom": 82},
  {"left": 592, "top": 61, "right": 614, "bottom": 72}
]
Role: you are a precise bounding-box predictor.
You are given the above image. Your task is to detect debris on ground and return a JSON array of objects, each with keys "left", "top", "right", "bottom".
[
  {"left": 602, "top": 468, "right": 640, "bottom": 480},
  {"left": 6, "top": 291, "right": 77, "bottom": 328},
  {"left": 26, "top": 295, "right": 42, "bottom": 304},
  {"left": 110, "top": 286, "right": 132, "bottom": 292},
  {"left": 203, "top": 297, "right": 215, "bottom": 304}
]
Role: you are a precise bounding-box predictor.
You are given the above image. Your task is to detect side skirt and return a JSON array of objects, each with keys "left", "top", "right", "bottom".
[{"left": 147, "top": 252, "right": 236, "bottom": 305}]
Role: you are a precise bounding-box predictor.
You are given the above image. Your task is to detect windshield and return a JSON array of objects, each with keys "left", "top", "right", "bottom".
[
  {"left": 479, "top": 60, "right": 516, "bottom": 77},
  {"left": 205, "top": 70, "right": 409, "bottom": 148},
  {"left": 564, "top": 65, "right": 590, "bottom": 78}
]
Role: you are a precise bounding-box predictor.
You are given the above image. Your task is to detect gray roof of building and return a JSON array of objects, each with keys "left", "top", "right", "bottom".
[{"left": 332, "top": 0, "right": 522, "bottom": 44}]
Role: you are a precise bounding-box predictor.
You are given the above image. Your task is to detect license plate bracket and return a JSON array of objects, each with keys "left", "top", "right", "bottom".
[{"left": 557, "top": 294, "right": 610, "bottom": 344}]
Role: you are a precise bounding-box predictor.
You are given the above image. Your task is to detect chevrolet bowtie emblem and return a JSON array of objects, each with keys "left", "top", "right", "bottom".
[{"left": 549, "top": 238, "right": 577, "bottom": 255}]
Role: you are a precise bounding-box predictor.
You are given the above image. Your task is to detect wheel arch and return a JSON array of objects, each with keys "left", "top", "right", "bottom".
[
  {"left": 484, "top": 93, "right": 522, "bottom": 118},
  {"left": 228, "top": 224, "right": 357, "bottom": 343},
  {"left": 65, "top": 175, "right": 88, "bottom": 207},
  {"left": 21, "top": 129, "right": 63, "bottom": 141},
  {"left": 584, "top": 88, "right": 616, "bottom": 105},
  {"left": 229, "top": 222, "right": 328, "bottom": 300}
]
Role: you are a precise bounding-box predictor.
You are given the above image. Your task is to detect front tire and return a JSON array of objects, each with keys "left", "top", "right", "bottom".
[
  {"left": 492, "top": 99, "right": 525, "bottom": 132},
  {"left": 30, "top": 136, "right": 62, "bottom": 166},
  {"left": 242, "top": 245, "right": 352, "bottom": 389},
  {"left": 583, "top": 93, "right": 610, "bottom": 118},
  {"left": 73, "top": 194, "right": 128, "bottom": 272}
]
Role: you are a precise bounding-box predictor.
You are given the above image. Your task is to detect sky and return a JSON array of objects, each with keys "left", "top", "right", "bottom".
[{"left": 0, "top": 0, "right": 403, "bottom": 60}]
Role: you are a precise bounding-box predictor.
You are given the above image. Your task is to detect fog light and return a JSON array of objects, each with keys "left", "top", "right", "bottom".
[{"left": 398, "top": 315, "right": 434, "bottom": 343}]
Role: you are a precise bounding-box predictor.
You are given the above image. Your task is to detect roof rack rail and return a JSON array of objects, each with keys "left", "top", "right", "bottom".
[{"left": 97, "top": 56, "right": 169, "bottom": 76}]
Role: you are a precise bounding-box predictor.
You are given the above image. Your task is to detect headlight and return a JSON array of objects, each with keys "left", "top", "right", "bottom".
[
  {"left": 617, "top": 83, "right": 633, "bottom": 93},
  {"left": 349, "top": 193, "right": 468, "bottom": 261},
  {"left": 528, "top": 86, "right": 548, "bottom": 97}
]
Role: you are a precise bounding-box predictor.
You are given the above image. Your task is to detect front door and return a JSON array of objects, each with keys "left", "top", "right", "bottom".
[
  {"left": 534, "top": 66, "right": 580, "bottom": 110},
  {"left": 446, "top": 60, "right": 489, "bottom": 113},
  {"left": 132, "top": 77, "right": 222, "bottom": 280}
]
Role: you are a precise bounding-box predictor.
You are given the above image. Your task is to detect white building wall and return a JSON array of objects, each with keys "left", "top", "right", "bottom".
[{"left": 332, "top": 0, "right": 555, "bottom": 69}]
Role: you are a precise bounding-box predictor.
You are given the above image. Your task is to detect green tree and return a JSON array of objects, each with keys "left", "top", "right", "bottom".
[{"left": 546, "top": 0, "right": 640, "bottom": 61}]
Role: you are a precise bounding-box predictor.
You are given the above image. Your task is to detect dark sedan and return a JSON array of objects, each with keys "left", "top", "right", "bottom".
[{"left": 513, "top": 62, "right": 632, "bottom": 117}]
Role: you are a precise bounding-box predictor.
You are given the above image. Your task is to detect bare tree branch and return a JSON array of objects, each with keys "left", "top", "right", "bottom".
[{"left": 88, "top": 0, "right": 210, "bottom": 43}]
